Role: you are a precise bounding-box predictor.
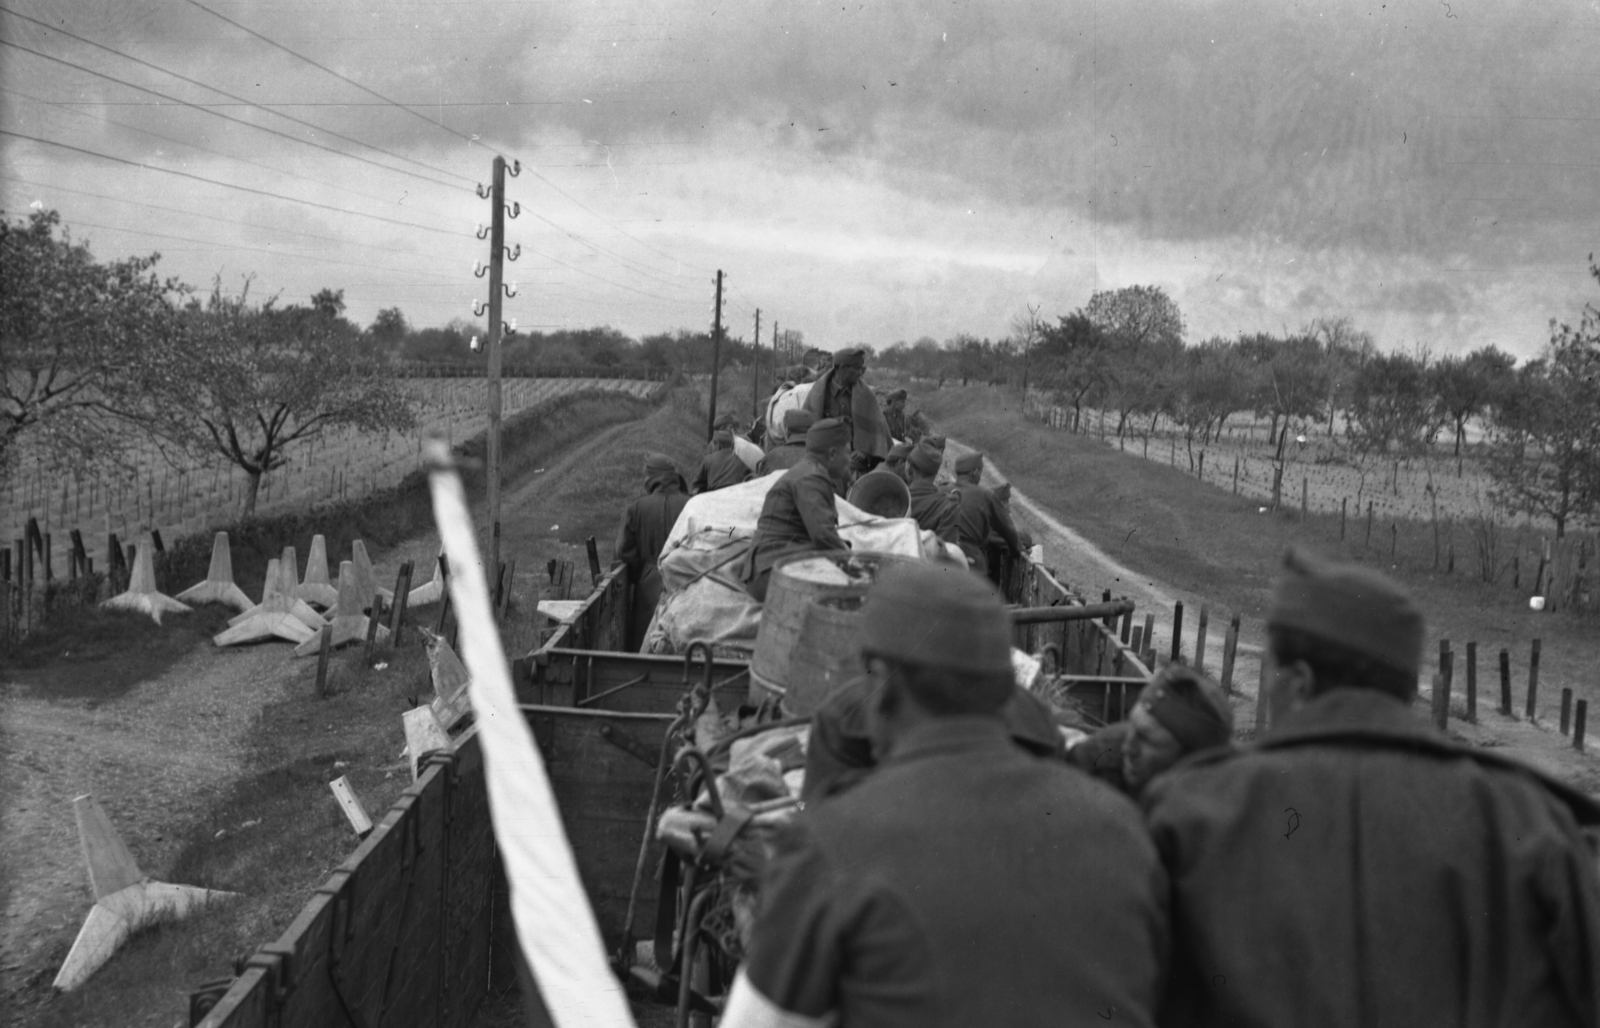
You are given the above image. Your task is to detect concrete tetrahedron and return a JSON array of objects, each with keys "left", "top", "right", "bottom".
[
  {"left": 402, "top": 705, "right": 452, "bottom": 780},
  {"left": 293, "top": 560, "right": 387, "bottom": 656},
  {"left": 351, "top": 540, "right": 394, "bottom": 608},
  {"left": 296, "top": 534, "right": 338, "bottom": 609},
  {"left": 175, "top": 532, "right": 253, "bottom": 611},
  {"left": 422, "top": 627, "right": 473, "bottom": 730},
  {"left": 407, "top": 549, "right": 448, "bottom": 607},
  {"left": 101, "top": 534, "right": 192, "bottom": 624},
  {"left": 53, "top": 795, "right": 238, "bottom": 992},
  {"left": 215, "top": 558, "right": 318, "bottom": 646},
  {"left": 276, "top": 545, "right": 325, "bottom": 629}
]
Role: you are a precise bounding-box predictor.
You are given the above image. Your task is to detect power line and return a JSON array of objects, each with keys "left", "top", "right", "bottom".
[
  {"left": 0, "top": 84, "right": 450, "bottom": 222},
  {"left": 0, "top": 128, "right": 464, "bottom": 238},
  {"left": 0, "top": 8, "right": 473, "bottom": 190},
  {"left": 177, "top": 0, "right": 712, "bottom": 276}
]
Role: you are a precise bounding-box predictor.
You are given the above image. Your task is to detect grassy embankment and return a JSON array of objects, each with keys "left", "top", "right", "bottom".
[
  {"left": 919, "top": 384, "right": 1600, "bottom": 723},
  {"left": 15, "top": 386, "right": 713, "bottom": 1028}
]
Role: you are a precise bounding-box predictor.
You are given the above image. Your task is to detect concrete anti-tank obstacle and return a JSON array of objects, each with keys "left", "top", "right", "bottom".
[
  {"left": 351, "top": 539, "right": 394, "bottom": 609},
  {"left": 53, "top": 794, "right": 239, "bottom": 992},
  {"left": 214, "top": 558, "right": 318, "bottom": 647},
  {"left": 100, "top": 532, "right": 191, "bottom": 624},
  {"left": 275, "top": 545, "right": 326, "bottom": 629},
  {"left": 296, "top": 534, "right": 338, "bottom": 609},
  {"left": 402, "top": 704, "right": 452, "bottom": 780},
  {"left": 226, "top": 555, "right": 324, "bottom": 632},
  {"left": 407, "top": 548, "right": 448, "bottom": 607},
  {"left": 293, "top": 560, "right": 388, "bottom": 656},
  {"left": 421, "top": 626, "right": 473, "bottom": 730},
  {"left": 174, "top": 532, "right": 253, "bottom": 612}
]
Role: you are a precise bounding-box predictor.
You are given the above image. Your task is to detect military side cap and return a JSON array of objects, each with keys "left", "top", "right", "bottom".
[
  {"left": 860, "top": 562, "right": 1013, "bottom": 687},
  {"left": 887, "top": 388, "right": 908, "bottom": 402},
  {"left": 1140, "top": 665, "right": 1233, "bottom": 752},
  {"left": 1268, "top": 546, "right": 1424, "bottom": 676},
  {"left": 993, "top": 482, "right": 1012, "bottom": 502},
  {"left": 805, "top": 417, "right": 851, "bottom": 452},
  {"left": 712, "top": 428, "right": 734, "bottom": 446},
  {"left": 925, "top": 434, "right": 947, "bottom": 451},
  {"left": 953, "top": 451, "right": 984, "bottom": 475},
  {"left": 714, "top": 412, "right": 739, "bottom": 429},
  {"left": 782, "top": 408, "right": 816, "bottom": 433},
  {"left": 644, "top": 452, "right": 677, "bottom": 477},
  {"left": 886, "top": 440, "right": 914, "bottom": 461},
  {"left": 906, "top": 440, "right": 942, "bottom": 476},
  {"left": 833, "top": 347, "right": 867, "bottom": 367}
]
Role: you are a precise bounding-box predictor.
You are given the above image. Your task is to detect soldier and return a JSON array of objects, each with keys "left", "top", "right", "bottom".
[
  {"left": 762, "top": 409, "right": 814, "bottom": 474},
  {"left": 905, "top": 440, "right": 959, "bottom": 544},
  {"left": 1068, "top": 663, "right": 1233, "bottom": 796},
  {"left": 724, "top": 562, "right": 1168, "bottom": 1028},
  {"left": 615, "top": 453, "right": 690, "bottom": 650},
  {"left": 1145, "top": 547, "right": 1600, "bottom": 1027},
  {"left": 714, "top": 411, "right": 765, "bottom": 474},
  {"left": 743, "top": 418, "right": 851, "bottom": 603},
  {"left": 882, "top": 388, "right": 910, "bottom": 440},
  {"left": 691, "top": 429, "right": 751, "bottom": 494},
  {"left": 949, "top": 451, "right": 1020, "bottom": 579},
  {"left": 801, "top": 347, "right": 892, "bottom": 466},
  {"left": 882, "top": 439, "right": 914, "bottom": 483}
]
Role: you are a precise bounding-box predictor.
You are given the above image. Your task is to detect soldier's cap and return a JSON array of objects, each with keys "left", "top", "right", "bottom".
[
  {"left": 887, "top": 388, "right": 908, "bottom": 402},
  {"left": 886, "top": 440, "right": 914, "bottom": 461},
  {"left": 833, "top": 347, "right": 867, "bottom": 368},
  {"left": 860, "top": 562, "right": 1013, "bottom": 697},
  {"left": 1139, "top": 664, "right": 1234, "bottom": 752},
  {"left": 993, "top": 482, "right": 1012, "bottom": 503},
  {"left": 782, "top": 408, "right": 816, "bottom": 433},
  {"left": 1268, "top": 546, "right": 1425, "bottom": 676},
  {"left": 643, "top": 453, "right": 677, "bottom": 477},
  {"left": 713, "top": 412, "right": 739, "bottom": 429},
  {"left": 953, "top": 452, "right": 984, "bottom": 476},
  {"left": 924, "top": 434, "right": 947, "bottom": 451},
  {"left": 906, "top": 440, "right": 942, "bottom": 476},
  {"left": 805, "top": 417, "right": 851, "bottom": 453},
  {"left": 712, "top": 428, "right": 734, "bottom": 447}
]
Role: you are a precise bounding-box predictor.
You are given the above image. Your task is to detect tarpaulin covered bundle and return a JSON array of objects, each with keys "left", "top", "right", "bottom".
[{"left": 641, "top": 470, "right": 954, "bottom": 655}]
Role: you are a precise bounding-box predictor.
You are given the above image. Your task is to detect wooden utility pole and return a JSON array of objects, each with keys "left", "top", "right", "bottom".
[
  {"left": 706, "top": 270, "right": 725, "bottom": 441},
  {"left": 751, "top": 308, "right": 761, "bottom": 420},
  {"left": 482, "top": 155, "right": 520, "bottom": 576}
]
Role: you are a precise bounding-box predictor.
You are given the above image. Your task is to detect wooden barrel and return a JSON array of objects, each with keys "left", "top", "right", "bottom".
[
  {"left": 786, "top": 594, "right": 868, "bottom": 716},
  {"left": 748, "top": 551, "right": 913, "bottom": 708}
]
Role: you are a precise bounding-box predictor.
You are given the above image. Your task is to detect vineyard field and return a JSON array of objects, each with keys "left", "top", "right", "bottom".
[{"left": 1, "top": 376, "right": 657, "bottom": 580}]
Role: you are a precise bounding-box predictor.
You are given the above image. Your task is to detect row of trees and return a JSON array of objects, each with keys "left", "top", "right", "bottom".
[{"left": 867, "top": 278, "right": 1599, "bottom": 538}]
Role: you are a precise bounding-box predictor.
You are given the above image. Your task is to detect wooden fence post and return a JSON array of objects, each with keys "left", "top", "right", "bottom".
[
  {"left": 1220, "top": 614, "right": 1240, "bottom": 693},
  {"left": 1465, "top": 641, "right": 1477, "bottom": 723},
  {"left": 1498, "top": 648, "right": 1512, "bottom": 716},
  {"left": 1194, "top": 605, "right": 1209, "bottom": 673},
  {"left": 1232, "top": 456, "right": 1239, "bottom": 495},
  {"left": 1340, "top": 497, "right": 1347, "bottom": 540},
  {"left": 1255, "top": 659, "right": 1270, "bottom": 732},
  {"left": 1170, "top": 602, "right": 1184, "bottom": 663},
  {"left": 1575, "top": 701, "right": 1588, "bottom": 752},
  {"left": 1365, "top": 501, "right": 1374, "bottom": 547},
  {"left": 1561, "top": 687, "right": 1572, "bottom": 735},
  {"left": 1119, "top": 609, "right": 1133, "bottom": 645},
  {"left": 1433, "top": 646, "right": 1452, "bottom": 731},
  {"left": 1142, "top": 613, "right": 1155, "bottom": 661},
  {"left": 1301, "top": 477, "right": 1308, "bottom": 520},
  {"left": 1525, "top": 639, "right": 1540, "bottom": 719},
  {"left": 315, "top": 624, "right": 334, "bottom": 698},
  {"left": 586, "top": 536, "right": 602, "bottom": 588},
  {"left": 1130, "top": 625, "right": 1144, "bottom": 657},
  {"left": 389, "top": 561, "right": 413, "bottom": 647}
]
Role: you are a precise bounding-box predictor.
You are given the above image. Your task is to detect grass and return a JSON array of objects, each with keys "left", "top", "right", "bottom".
[
  {"left": 11, "top": 388, "right": 677, "bottom": 1027},
  {"left": 918, "top": 384, "right": 1600, "bottom": 718},
  {"left": 0, "top": 604, "right": 233, "bottom": 702}
]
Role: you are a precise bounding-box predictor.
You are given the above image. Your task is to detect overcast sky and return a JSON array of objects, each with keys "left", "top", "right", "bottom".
[{"left": 3, "top": 0, "right": 1597, "bottom": 359}]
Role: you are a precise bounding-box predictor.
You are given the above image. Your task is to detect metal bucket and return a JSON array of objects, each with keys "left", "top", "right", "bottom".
[{"left": 785, "top": 593, "right": 868, "bottom": 716}]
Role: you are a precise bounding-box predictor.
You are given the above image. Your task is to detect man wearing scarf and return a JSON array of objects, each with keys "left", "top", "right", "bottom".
[
  {"left": 1145, "top": 548, "right": 1600, "bottom": 1027},
  {"left": 882, "top": 388, "right": 910, "bottom": 440},
  {"left": 615, "top": 453, "right": 689, "bottom": 650},
  {"left": 724, "top": 562, "right": 1167, "bottom": 1028},
  {"left": 801, "top": 347, "right": 892, "bottom": 465}
]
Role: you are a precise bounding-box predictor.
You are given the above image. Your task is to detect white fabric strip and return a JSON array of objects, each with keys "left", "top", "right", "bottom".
[
  {"left": 720, "top": 970, "right": 837, "bottom": 1028},
  {"left": 426, "top": 439, "right": 635, "bottom": 1028}
]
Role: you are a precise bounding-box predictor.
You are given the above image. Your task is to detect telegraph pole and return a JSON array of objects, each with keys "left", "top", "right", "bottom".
[
  {"left": 706, "top": 269, "right": 724, "bottom": 441},
  {"left": 751, "top": 308, "right": 761, "bottom": 421},
  {"left": 480, "top": 155, "right": 520, "bottom": 577}
]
